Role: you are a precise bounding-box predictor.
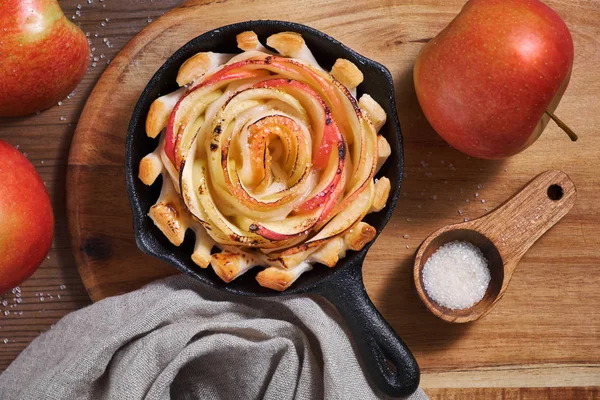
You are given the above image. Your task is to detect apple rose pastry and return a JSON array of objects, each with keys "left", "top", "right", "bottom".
[{"left": 139, "top": 31, "right": 392, "bottom": 291}]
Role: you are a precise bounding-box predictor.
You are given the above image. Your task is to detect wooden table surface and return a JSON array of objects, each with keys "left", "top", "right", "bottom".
[{"left": 1, "top": 1, "right": 599, "bottom": 399}]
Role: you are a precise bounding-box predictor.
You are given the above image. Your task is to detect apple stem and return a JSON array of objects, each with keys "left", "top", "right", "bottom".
[{"left": 545, "top": 110, "right": 578, "bottom": 142}]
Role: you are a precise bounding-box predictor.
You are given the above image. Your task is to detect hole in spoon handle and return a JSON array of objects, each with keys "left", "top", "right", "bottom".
[{"left": 475, "top": 170, "right": 577, "bottom": 271}]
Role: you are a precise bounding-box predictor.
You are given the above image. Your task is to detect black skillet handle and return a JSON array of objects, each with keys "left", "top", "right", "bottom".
[{"left": 313, "top": 264, "right": 420, "bottom": 398}]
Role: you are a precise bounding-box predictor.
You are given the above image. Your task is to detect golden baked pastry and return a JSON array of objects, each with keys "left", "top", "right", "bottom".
[{"left": 139, "top": 31, "right": 391, "bottom": 291}]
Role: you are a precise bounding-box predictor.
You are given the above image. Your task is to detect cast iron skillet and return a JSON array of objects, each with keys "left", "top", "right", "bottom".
[{"left": 125, "top": 20, "right": 419, "bottom": 398}]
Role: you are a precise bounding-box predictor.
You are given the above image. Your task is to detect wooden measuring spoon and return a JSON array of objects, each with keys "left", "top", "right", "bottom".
[{"left": 413, "top": 170, "right": 577, "bottom": 323}]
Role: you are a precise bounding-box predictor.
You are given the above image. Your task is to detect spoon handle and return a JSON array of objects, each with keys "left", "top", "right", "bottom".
[{"left": 473, "top": 170, "right": 576, "bottom": 277}]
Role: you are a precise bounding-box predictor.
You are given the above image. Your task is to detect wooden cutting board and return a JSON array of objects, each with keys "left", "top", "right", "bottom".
[{"left": 66, "top": 0, "right": 600, "bottom": 396}]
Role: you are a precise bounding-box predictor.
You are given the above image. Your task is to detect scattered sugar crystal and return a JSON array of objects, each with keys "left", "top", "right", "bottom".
[
  {"left": 1, "top": 300, "right": 7, "bottom": 307},
  {"left": 481, "top": 199, "right": 486, "bottom": 204},
  {"left": 458, "top": 209, "right": 463, "bottom": 215},
  {"left": 3, "top": 339, "right": 7, "bottom": 344},
  {"left": 406, "top": 217, "right": 412, "bottom": 222},
  {"left": 59, "top": 285, "right": 66, "bottom": 290},
  {"left": 147, "top": 17, "right": 153, "bottom": 23},
  {"left": 422, "top": 241, "right": 490, "bottom": 310},
  {"left": 3, "top": 311, "right": 9, "bottom": 316},
  {"left": 432, "top": 195, "right": 437, "bottom": 200},
  {"left": 403, "top": 234, "right": 409, "bottom": 239},
  {"left": 463, "top": 217, "right": 469, "bottom": 222},
  {"left": 474, "top": 192, "right": 479, "bottom": 198},
  {"left": 59, "top": 116, "right": 66, "bottom": 121},
  {"left": 39, "top": 297, "right": 44, "bottom": 302}
]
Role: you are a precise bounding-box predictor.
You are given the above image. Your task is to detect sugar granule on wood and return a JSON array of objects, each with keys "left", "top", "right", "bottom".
[{"left": 422, "top": 240, "right": 490, "bottom": 310}]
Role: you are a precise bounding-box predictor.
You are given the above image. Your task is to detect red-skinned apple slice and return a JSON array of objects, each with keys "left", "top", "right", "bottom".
[
  {"left": 212, "top": 88, "right": 313, "bottom": 212},
  {"left": 252, "top": 78, "right": 342, "bottom": 170},
  {"left": 249, "top": 78, "right": 347, "bottom": 218},
  {"left": 279, "top": 179, "right": 375, "bottom": 257},
  {"left": 180, "top": 154, "right": 281, "bottom": 248},
  {"left": 248, "top": 64, "right": 372, "bottom": 219},
  {"left": 173, "top": 90, "right": 222, "bottom": 168},
  {"left": 239, "top": 145, "right": 347, "bottom": 241},
  {"left": 164, "top": 68, "right": 271, "bottom": 165}
]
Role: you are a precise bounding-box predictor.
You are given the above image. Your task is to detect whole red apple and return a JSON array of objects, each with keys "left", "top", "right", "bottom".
[
  {"left": 0, "top": 140, "right": 54, "bottom": 294},
  {"left": 414, "top": 0, "right": 574, "bottom": 159},
  {"left": 0, "top": 0, "right": 89, "bottom": 117}
]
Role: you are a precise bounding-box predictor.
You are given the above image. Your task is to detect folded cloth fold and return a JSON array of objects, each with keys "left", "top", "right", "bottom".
[{"left": 0, "top": 274, "right": 427, "bottom": 400}]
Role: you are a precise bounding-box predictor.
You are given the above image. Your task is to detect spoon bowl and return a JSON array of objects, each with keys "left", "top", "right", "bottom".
[
  {"left": 415, "top": 228, "right": 503, "bottom": 323},
  {"left": 414, "top": 170, "right": 577, "bottom": 323}
]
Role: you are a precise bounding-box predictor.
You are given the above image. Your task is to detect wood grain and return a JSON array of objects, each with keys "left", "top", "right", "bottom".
[
  {"left": 1, "top": 0, "right": 599, "bottom": 397},
  {"left": 427, "top": 387, "right": 600, "bottom": 400}
]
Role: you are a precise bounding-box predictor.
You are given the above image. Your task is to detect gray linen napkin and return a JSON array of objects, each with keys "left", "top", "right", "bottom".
[{"left": 0, "top": 274, "right": 427, "bottom": 400}]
